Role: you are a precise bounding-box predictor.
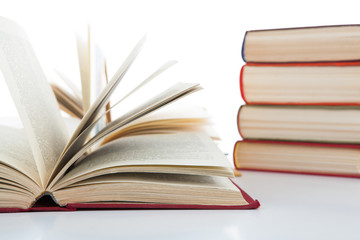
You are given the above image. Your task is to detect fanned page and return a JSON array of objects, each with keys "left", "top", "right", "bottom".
[
  {"left": 52, "top": 133, "right": 233, "bottom": 190},
  {"left": 67, "top": 36, "right": 146, "bottom": 149},
  {"left": 76, "top": 25, "right": 91, "bottom": 113},
  {"left": 102, "top": 102, "right": 213, "bottom": 143},
  {"left": 0, "top": 17, "right": 69, "bottom": 187},
  {"left": 48, "top": 82, "right": 201, "bottom": 189},
  {"left": 92, "top": 43, "right": 108, "bottom": 132},
  {"left": 51, "top": 84, "right": 84, "bottom": 119},
  {"left": 77, "top": 60, "right": 178, "bottom": 142},
  {"left": 47, "top": 37, "right": 146, "bottom": 185},
  {"left": 48, "top": 36, "right": 169, "bottom": 186}
]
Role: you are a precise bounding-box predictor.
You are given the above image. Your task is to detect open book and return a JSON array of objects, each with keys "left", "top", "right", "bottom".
[{"left": 0, "top": 17, "right": 259, "bottom": 211}]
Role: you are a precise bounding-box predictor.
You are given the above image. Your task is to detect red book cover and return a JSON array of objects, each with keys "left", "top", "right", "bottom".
[
  {"left": 0, "top": 180, "right": 260, "bottom": 213},
  {"left": 240, "top": 62, "right": 360, "bottom": 106},
  {"left": 233, "top": 140, "right": 360, "bottom": 178}
]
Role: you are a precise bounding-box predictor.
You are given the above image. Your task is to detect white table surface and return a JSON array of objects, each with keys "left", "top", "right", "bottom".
[{"left": 0, "top": 171, "right": 358, "bottom": 240}]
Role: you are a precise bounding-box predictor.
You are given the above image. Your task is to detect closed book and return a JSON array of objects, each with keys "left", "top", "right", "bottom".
[
  {"left": 240, "top": 62, "right": 360, "bottom": 105},
  {"left": 242, "top": 25, "right": 360, "bottom": 63},
  {"left": 237, "top": 105, "right": 360, "bottom": 144},
  {"left": 234, "top": 140, "right": 360, "bottom": 178}
]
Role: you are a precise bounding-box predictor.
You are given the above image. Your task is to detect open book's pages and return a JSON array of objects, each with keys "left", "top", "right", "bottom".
[
  {"left": 0, "top": 17, "right": 259, "bottom": 211},
  {"left": 51, "top": 83, "right": 84, "bottom": 119},
  {"left": 51, "top": 133, "right": 248, "bottom": 207},
  {"left": 242, "top": 25, "right": 360, "bottom": 63},
  {"left": 0, "top": 126, "right": 252, "bottom": 209},
  {"left": 234, "top": 140, "right": 360, "bottom": 178}
]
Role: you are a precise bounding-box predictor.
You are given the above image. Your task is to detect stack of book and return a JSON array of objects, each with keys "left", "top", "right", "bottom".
[{"left": 234, "top": 25, "right": 360, "bottom": 178}]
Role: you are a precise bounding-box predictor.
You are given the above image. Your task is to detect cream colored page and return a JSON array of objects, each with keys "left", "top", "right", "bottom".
[
  {"left": 76, "top": 25, "right": 91, "bottom": 112},
  {"left": 52, "top": 36, "right": 145, "bottom": 172},
  {"left": 64, "top": 117, "right": 81, "bottom": 136},
  {"left": 60, "top": 133, "right": 233, "bottom": 182},
  {"left": 67, "top": 173, "right": 239, "bottom": 191},
  {"left": 0, "top": 126, "right": 40, "bottom": 185},
  {"left": 48, "top": 82, "right": 199, "bottom": 189},
  {"left": 104, "top": 102, "right": 220, "bottom": 140},
  {"left": 128, "top": 101, "right": 210, "bottom": 122},
  {"left": 109, "top": 101, "right": 210, "bottom": 134},
  {"left": 47, "top": 37, "right": 145, "bottom": 187},
  {"left": 54, "top": 173, "right": 246, "bottom": 207},
  {"left": 0, "top": 18, "right": 69, "bottom": 186}
]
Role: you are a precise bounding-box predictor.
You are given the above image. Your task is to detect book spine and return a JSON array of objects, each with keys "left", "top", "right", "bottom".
[
  {"left": 239, "top": 65, "right": 247, "bottom": 104},
  {"left": 30, "top": 191, "right": 61, "bottom": 208},
  {"left": 241, "top": 31, "right": 248, "bottom": 63},
  {"left": 236, "top": 106, "right": 244, "bottom": 139},
  {"left": 233, "top": 141, "right": 240, "bottom": 169}
]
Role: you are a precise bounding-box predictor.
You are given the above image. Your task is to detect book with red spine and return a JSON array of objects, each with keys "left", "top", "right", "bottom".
[
  {"left": 233, "top": 140, "right": 360, "bottom": 178},
  {"left": 236, "top": 104, "right": 360, "bottom": 144},
  {"left": 240, "top": 62, "right": 360, "bottom": 105}
]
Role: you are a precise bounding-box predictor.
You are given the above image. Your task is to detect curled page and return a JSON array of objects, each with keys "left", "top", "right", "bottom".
[
  {"left": 0, "top": 17, "right": 69, "bottom": 187},
  {"left": 47, "top": 36, "right": 146, "bottom": 185},
  {"left": 53, "top": 132, "right": 234, "bottom": 190},
  {"left": 65, "top": 36, "right": 146, "bottom": 150},
  {"left": 76, "top": 25, "right": 91, "bottom": 113},
  {"left": 47, "top": 82, "right": 201, "bottom": 190},
  {"left": 71, "top": 60, "right": 178, "bottom": 142}
]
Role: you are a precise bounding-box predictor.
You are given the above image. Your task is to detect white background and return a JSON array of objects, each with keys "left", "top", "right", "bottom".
[
  {"left": 1, "top": 1, "right": 360, "bottom": 240},
  {"left": 1, "top": 0, "right": 360, "bottom": 159}
]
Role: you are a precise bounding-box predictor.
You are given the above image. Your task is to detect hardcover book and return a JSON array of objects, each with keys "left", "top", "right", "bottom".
[
  {"left": 240, "top": 62, "right": 360, "bottom": 105},
  {"left": 0, "top": 17, "right": 259, "bottom": 212},
  {"left": 242, "top": 25, "right": 360, "bottom": 63},
  {"left": 237, "top": 105, "right": 360, "bottom": 144},
  {"left": 234, "top": 140, "right": 360, "bottom": 178}
]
